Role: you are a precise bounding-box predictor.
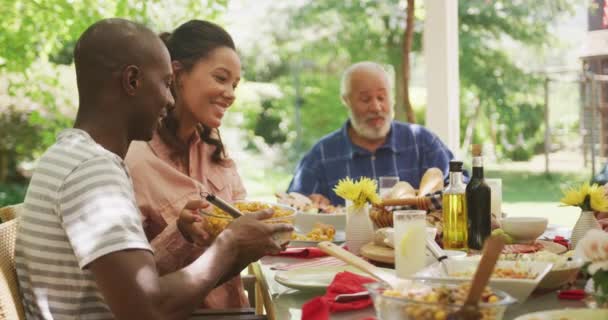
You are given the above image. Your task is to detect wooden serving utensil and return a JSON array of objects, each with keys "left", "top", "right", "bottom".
[
  {"left": 378, "top": 197, "right": 427, "bottom": 208},
  {"left": 449, "top": 235, "right": 505, "bottom": 320},
  {"left": 318, "top": 241, "right": 399, "bottom": 286}
]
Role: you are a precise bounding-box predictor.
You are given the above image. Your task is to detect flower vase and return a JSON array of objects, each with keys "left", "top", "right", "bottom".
[
  {"left": 585, "top": 278, "right": 608, "bottom": 308},
  {"left": 571, "top": 210, "right": 601, "bottom": 249},
  {"left": 345, "top": 203, "right": 374, "bottom": 255}
]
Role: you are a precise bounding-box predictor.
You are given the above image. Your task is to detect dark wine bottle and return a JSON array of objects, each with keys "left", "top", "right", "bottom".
[{"left": 466, "top": 144, "right": 491, "bottom": 250}]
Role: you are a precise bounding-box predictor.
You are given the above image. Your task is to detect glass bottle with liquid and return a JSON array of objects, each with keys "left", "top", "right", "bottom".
[
  {"left": 466, "top": 144, "right": 492, "bottom": 250},
  {"left": 442, "top": 160, "right": 468, "bottom": 250}
]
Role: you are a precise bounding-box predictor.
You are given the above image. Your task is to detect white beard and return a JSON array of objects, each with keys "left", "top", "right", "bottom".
[{"left": 349, "top": 108, "right": 394, "bottom": 140}]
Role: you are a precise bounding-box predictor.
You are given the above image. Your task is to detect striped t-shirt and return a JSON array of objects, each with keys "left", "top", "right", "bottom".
[{"left": 15, "top": 129, "right": 152, "bottom": 320}]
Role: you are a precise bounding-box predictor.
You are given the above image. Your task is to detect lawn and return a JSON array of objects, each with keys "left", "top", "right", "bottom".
[{"left": 0, "top": 154, "right": 590, "bottom": 228}]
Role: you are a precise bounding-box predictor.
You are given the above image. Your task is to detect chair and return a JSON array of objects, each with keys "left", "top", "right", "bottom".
[
  {"left": 248, "top": 262, "right": 275, "bottom": 320},
  {"left": 0, "top": 204, "right": 22, "bottom": 223},
  {"left": 186, "top": 264, "right": 271, "bottom": 320},
  {"left": 0, "top": 211, "right": 25, "bottom": 320}
]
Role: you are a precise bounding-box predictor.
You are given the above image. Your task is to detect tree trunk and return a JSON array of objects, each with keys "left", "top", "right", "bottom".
[
  {"left": 401, "top": 0, "right": 416, "bottom": 124},
  {"left": 394, "top": 67, "right": 406, "bottom": 122},
  {"left": 0, "top": 151, "right": 7, "bottom": 183}
]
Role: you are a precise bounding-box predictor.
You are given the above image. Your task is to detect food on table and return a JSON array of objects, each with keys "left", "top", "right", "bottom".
[
  {"left": 450, "top": 266, "right": 537, "bottom": 279},
  {"left": 205, "top": 201, "right": 294, "bottom": 237},
  {"left": 418, "top": 167, "right": 445, "bottom": 195},
  {"left": 373, "top": 227, "right": 395, "bottom": 247},
  {"left": 501, "top": 251, "right": 575, "bottom": 270},
  {"left": 381, "top": 283, "right": 501, "bottom": 320},
  {"left": 502, "top": 243, "right": 544, "bottom": 254},
  {"left": 492, "top": 228, "right": 514, "bottom": 244},
  {"left": 275, "top": 191, "right": 342, "bottom": 214},
  {"left": 291, "top": 223, "right": 336, "bottom": 241},
  {"left": 384, "top": 181, "right": 416, "bottom": 199}
]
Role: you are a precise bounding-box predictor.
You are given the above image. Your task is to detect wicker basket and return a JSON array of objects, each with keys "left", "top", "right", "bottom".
[
  {"left": 0, "top": 217, "right": 25, "bottom": 320},
  {"left": 370, "top": 206, "right": 394, "bottom": 229}
]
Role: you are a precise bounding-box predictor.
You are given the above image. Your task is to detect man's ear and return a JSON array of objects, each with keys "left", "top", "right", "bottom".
[
  {"left": 122, "top": 65, "right": 141, "bottom": 96},
  {"left": 341, "top": 94, "right": 350, "bottom": 108}
]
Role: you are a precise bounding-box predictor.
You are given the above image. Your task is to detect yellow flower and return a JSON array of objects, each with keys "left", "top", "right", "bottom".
[
  {"left": 560, "top": 184, "right": 586, "bottom": 207},
  {"left": 333, "top": 177, "right": 380, "bottom": 209},
  {"left": 560, "top": 182, "right": 608, "bottom": 212},
  {"left": 589, "top": 183, "right": 608, "bottom": 212}
]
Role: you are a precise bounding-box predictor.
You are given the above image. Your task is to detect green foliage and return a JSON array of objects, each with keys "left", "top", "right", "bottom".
[
  {"left": 583, "top": 262, "right": 608, "bottom": 306},
  {"left": 0, "top": 183, "right": 28, "bottom": 209},
  {"left": 458, "top": 0, "right": 575, "bottom": 158},
  {"left": 238, "top": 0, "right": 577, "bottom": 162},
  {"left": 0, "top": 0, "right": 228, "bottom": 72},
  {"left": 0, "top": 0, "right": 228, "bottom": 182}
]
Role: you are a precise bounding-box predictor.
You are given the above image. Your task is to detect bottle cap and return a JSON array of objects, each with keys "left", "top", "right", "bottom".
[
  {"left": 472, "top": 144, "right": 482, "bottom": 157},
  {"left": 449, "top": 160, "right": 463, "bottom": 172}
]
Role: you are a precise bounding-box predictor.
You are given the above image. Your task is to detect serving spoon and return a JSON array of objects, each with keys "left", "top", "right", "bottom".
[{"left": 449, "top": 235, "right": 505, "bottom": 320}]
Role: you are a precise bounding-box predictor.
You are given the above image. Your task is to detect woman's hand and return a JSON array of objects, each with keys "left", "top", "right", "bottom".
[{"left": 177, "top": 200, "right": 212, "bottom": 246}]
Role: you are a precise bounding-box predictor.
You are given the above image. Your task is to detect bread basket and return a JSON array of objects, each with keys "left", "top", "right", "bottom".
[{"left": 369, "top": 168, "right": 444, "bottom": 229}]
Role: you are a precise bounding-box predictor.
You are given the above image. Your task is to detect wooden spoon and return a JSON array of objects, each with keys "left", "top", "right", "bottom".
[
  {"left": 318, "top": 241, "right": 399, "bottom": 286},
  {"left": 449, "top": 235, "right": 505, "bottom": 320}
]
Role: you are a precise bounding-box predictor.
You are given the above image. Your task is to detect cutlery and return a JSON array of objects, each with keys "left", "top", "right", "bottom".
[
  {"left": 318, "top": 242, "right": 399, "bottom": 286},
  {"left": 449, "top": 235, "right": 505, "bottom": 320},
  {"left": 334, "top": 291, "right": 370, "bottom": 302},
  {"left": 199, "top": 191, "right": 243, "bottom": 219}
]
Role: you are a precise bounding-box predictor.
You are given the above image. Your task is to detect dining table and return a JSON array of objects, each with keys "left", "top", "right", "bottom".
[{"left": 257, "top": 224, "right": 590, "bottom": 320}]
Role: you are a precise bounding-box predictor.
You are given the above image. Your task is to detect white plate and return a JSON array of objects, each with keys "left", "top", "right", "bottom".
[
  {"left": 289, "top": 231, "right": 346, "bottom": 247},
  {"left": 274, "top": 265, "right": 392, "bottom": 291},
  {"left": 412, "top": 257, "right": 553, "bottom": 302},
  {"left": 514, "top": 309, "right": 608, "bottom": 320},
  {"left": 294, "top": 212, "right": 346, "bottom": 232}
]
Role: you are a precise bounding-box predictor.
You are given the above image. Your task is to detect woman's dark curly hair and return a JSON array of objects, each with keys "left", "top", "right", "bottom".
[{"left": 158, "top": 20, "right": 236, "bottom": 164}]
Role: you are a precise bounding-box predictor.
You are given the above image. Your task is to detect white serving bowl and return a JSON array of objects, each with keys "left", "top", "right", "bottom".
[
  {"left": 501, "top": 217, "right": 548, "bottom": 243},
  {"left": 536, "top": 258, "right": 584, "bottom": 290},
  {"left": 294, "top": 211, "right": 346, "bottom": 232},
  {"left": 412, "top": 257, "right": 553, "bottom": 302}
]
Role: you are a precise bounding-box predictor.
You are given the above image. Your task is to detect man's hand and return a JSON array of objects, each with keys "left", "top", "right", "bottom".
[
  {"left": 177, "top": 200, "right": 211, "bottom": 246},
  {"left": 219, "top": 210, "right": 294, "bottom": 265},
  {"left": 309, "top": 193, "right": 331, "bottom": 207}
]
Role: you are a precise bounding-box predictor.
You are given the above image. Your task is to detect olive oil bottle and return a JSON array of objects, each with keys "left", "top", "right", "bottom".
[{"left": 442, "top": 161, "right": 468, "bottom": 250}]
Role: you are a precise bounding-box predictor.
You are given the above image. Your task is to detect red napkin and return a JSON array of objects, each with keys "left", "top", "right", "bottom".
[
  {"left": 553, "top": 236, "right": 569, "bottom": 249},
  {"left": 558, "top": 289, "right": 586, "bottom": 300},
  {"left": 301, "top": 271, "right": 376, "bottom": 320},
  {"left": 272, "top": 247, "right": 328, "bottom": 259}
]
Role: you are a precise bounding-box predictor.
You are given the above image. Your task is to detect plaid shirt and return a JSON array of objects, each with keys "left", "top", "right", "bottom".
[{"left": 288, "top": 121, "right": 461, "bottom": 205}]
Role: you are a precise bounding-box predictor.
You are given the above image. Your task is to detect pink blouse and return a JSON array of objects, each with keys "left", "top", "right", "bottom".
[{"left": 125, "top": 131, "right": 248, "bottom": 309}]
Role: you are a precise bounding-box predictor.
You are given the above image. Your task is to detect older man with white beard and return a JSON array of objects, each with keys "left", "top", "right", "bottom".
[{"left": 287, "top": 61, "right": 459, "bottom": 206}]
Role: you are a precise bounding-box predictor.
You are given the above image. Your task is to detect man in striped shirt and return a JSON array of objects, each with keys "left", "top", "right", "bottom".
[
  {"left": 288, "top": 61, "right": 459, "bottom": 206},
  {"left": 15, "top": 18, "right": 292, "bottom": 320}
]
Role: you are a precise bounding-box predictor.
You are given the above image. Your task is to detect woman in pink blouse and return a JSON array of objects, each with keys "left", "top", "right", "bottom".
[{"left": 125, "top": 20, "right": 248, "bottom": 308}]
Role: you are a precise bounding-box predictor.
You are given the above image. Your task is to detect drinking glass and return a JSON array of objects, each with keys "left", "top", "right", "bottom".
[
  {"left": 379, "top": 176, "right": 399, "bottom": 198},
  {"left": 393, "top": 210, "right": 427, "bottom": 278}
]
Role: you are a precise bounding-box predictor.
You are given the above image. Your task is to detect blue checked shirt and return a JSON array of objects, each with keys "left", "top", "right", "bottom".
[{"left": 288, "top": 121, "right": 460, "bottom": 205}]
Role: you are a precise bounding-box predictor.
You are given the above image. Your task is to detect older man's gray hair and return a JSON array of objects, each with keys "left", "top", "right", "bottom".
[{"left": 339, "top": 61, "right": 395, "bottom": 105}]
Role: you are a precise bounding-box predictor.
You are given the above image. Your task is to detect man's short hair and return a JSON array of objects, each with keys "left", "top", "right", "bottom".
[{"left": 339, "top": 61, "right": 394, "bottom": 106}]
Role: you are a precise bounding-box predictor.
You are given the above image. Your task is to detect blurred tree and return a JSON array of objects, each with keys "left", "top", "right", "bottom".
[
  {"left": 239, "top": 0, "right": 576, "bottom": 161},
  {"left": 0, "top": 0, "right": 228, "bottom": 185}
]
